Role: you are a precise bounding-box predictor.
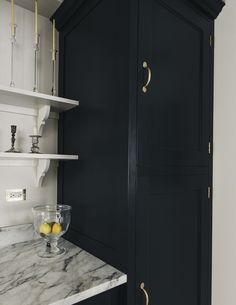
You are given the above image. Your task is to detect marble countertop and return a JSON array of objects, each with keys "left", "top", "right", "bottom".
[
  {"left": 0, "top": 238, "right": 127, "bottom": 305},
  {"left": 0, "top": 223, "right": 37, "bottom": 248}
]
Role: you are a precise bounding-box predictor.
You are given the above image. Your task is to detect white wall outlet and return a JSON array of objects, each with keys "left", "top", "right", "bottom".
[{"left": 6, "top": 189, "right": 26, "bottom": 202}]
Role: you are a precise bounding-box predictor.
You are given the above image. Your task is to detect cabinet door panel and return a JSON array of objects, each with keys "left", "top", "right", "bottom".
[
  {"left": 136, "top": 174, "right": 211, "bottom": 305},
  {"left": 138, "top": 0, "right": 212, "bottom": 168},
  {"left": 59, "top": 0, "right": 129, "bottom": 272}
]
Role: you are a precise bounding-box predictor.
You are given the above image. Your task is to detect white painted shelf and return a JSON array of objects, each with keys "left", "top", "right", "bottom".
[
  {"left": 0, "top": 153, "right": 78, "bottom": 160},
  {"left": 0, "top": 153, "right": 79, "bottom": 187},
  {"left": 0, "top": 85, "right": 79, "bottom": 135},
  {"left": 0, "top": 85, "right": 79, "bottom": 112}
]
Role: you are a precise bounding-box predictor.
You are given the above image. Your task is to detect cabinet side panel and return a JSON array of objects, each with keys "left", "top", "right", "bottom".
[{"left": 58, "top": 0, "right": 129, "bottom": 272}]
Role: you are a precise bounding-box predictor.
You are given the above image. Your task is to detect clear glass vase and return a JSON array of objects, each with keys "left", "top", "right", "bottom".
[{"left": 32, "top": 205, "right": 71, "bottom": 258}]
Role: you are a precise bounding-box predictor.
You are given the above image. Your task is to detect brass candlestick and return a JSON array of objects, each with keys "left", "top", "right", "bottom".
[
  {"left": 33, "top": 35, "right": 40, "bottom": 92},
  {"left": 51, "top": 50, "right": 57, "bottom": 96},
  {"left": 51, "top": 19, "right": 57, "bottom": 96}
]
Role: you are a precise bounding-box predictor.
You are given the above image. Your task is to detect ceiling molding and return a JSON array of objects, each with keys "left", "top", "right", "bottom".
[
  {"left": 7, "top": 0, "right": 63, "bottom": 18},
  {"left": 52, "top": 0, "right": 87, "bottom": 30}
]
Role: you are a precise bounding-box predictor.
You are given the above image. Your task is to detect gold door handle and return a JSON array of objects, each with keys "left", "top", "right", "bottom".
[
  {"left": 140, "top": 282, "right": 149, "bottom": 305},
  {"left": 142, "top": 61, "right": 152, "bottom": 93}
]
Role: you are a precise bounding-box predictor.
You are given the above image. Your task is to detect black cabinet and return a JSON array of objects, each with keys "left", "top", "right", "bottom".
[
  {"left": 138, "top": 0, "right": 212, "bottom": 168},
  {"left": 57, "top": 0, "right": 130, "bottom": 273},
  {"left": 134, "top": 2, "right": 214, "bottom": 305},
  {"left": 77, "top": 286, "right": 126, "bottom": 305},
  {"left": 54, "top": 0, "right": 224, "bottom": 304},
  {"left": 136, "top": 174, "right": 212, "bottom": 305}
]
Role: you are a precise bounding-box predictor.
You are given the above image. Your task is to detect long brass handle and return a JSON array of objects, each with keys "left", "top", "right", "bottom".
[
  {"left": 140, "top": 282, "right": 149, "bottom": 305},
  {"left": 142, "top": 61, "right": 152, "bottom": 93}
]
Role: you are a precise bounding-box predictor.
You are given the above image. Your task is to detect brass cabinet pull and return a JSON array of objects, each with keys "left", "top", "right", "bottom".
[
  {"left": 142, "top": 61, "right": 152, "bottom": 93},
  {"left": 140, "top": 282, "right": 149, "bottom": 305}
]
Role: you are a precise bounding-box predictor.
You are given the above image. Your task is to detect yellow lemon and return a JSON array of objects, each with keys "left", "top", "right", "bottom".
[
  {"left": 52, "top": 223, "right": 62, "bottom": 235},
  {"left": 39, "top": 223, "right": 51, "bottom": 235}
]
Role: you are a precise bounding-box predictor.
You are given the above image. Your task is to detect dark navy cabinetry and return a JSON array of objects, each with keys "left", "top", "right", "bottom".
[{"left": 54, "top": 1, "right": 224, "bottom": 304}]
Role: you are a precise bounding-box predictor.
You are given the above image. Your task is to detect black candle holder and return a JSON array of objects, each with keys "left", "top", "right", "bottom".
[
  {"left": 5, "top": 125, "right": 20, "bottom": 153},
  {"left": 29, "top": 135, "right": 42, "bottom": 153}
]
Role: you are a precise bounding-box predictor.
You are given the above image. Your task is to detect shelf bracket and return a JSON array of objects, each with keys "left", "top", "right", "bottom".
[
  {"left": 36, "top": 159, "right": 50, "bottom": 187},
  {"left": 37, "top": 105, "right": 51, "bottom": 135}
]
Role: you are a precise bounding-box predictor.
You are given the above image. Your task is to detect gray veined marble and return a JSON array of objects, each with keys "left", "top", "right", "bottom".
[
  {"left": 0, "top": 223, "right": 37, "bottom": 248},
  {"left": 0, "top": 239, "right": 127, "bottom": 305}
]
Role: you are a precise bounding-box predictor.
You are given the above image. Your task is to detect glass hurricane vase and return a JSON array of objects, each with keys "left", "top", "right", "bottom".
[{"left": 32, "top": 205, "right": 71, "bottom": 258}]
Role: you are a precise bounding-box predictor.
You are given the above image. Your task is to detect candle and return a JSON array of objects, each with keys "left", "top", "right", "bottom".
[
  {"left": 11, "top": 0, "right": 15, "bottom": 36},
  {"left": 33, "top": 126, "right": 38, "bottom": 135},
  {"left": 35, "top": 0, "right": 38, "bottom": 45},
  {"left": 52, "top": 19, "right": 56, "bottom": 61}
]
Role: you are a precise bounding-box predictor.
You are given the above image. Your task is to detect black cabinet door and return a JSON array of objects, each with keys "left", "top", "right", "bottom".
[
  {"left": 138, "top": 0, "right": 213, "bottom": 169},
  {"left": 136, "top": 174, "right": 212, "bottom": 305},
  {"left": 135, "top": 1, "right": 213, "bottom": 305}
]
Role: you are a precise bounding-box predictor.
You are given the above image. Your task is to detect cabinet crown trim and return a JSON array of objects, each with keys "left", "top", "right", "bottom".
[
  {"left": 189, "top": 0, "right": 225, "bottom": 19},
  {"left": 53, "top": 0, "right": 225, "bottom": 28}
]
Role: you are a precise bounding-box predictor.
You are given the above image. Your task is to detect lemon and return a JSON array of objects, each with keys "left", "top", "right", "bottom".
[
  {"left": 39, "top": 223, "right": 51, "bottom": 235},
  {"left": 52, "top": 223, "right": 62, "bottom": 235}
]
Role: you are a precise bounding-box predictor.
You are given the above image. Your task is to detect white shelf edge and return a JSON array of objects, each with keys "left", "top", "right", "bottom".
[
  {"left": 0, "top": 152, "right": 79, "bottom": 160},
  {"left": 0, "top": 85, "right": 79, "bottom": 108},
  {"left": 0, "top": 85, "right": 79, "bottom": 135},
  {"left": 0, "top": 153, "right": 79, "bottom": 187}
]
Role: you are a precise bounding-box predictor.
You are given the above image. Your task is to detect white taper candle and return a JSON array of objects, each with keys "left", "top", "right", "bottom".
[
  {"left": 35, "top": 0, "right": 38, "bottom": 45},
  {"left": 33, "top": 126, "right": 38, "bottom": 135},
  {"left": 52, "top": 19, "right": 56, "bottom": 61},
  {"left": 11, "top": 0, "right": 15, "bottom": 36}
]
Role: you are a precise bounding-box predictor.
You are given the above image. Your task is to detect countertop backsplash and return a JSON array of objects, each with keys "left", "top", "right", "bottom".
[{"left": 0, "top": 223, "right": 37, "bottom": 247}]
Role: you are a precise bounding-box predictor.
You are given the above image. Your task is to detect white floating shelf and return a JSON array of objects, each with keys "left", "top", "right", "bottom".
[
  {"left": 0, "top": 153, "right": 79, "bottom": 187},
  {"left": 0, "top": 85, "right": 79, "bottom": 135},
  {"left": 0, "top": 153, "right": 78, "bottom": 160},
  {"left": 0, "top": 85, "right": 79, "bottom": 112}
]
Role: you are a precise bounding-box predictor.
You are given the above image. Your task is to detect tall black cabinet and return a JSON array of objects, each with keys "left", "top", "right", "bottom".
[{"left": 54, "top": 1, "right": 224, "bottom": 305}]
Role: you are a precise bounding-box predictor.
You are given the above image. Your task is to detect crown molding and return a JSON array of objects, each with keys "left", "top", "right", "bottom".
[
  {"left": 189, "top": 0, "right": 225, "bottom": 19},
  {"left": 52, "top": 0, "right": 225, "bottom": 32}
]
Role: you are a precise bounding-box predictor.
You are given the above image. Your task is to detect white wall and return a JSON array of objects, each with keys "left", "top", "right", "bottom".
[
  {"left": 0, "top": 0, "right": 58, "bottom": 227},
  {"left": 213, "top": 1, "right": 236, "bottom": 305}
]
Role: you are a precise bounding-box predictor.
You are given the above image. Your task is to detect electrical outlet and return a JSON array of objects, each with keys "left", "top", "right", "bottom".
[{"left": 6, "top": 189, "right": 26, "bottom": 202}]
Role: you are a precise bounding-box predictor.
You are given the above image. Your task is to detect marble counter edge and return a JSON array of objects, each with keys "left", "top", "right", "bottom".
[{"left": 50, "top": 274, "right": 127, "bottom": 305}]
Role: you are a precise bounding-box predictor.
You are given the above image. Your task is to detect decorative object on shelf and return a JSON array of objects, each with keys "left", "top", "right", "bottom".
[
  {"left": 5, "top": 125, "right": 20, "bottom": 153},
  {"left": 51, "top": 19, "right": 57, "bottom": 96},
  {"left": 33, "top": 0, "right": 40, "bottom": 92},
  {"left": 32, "top": 204, "right": 72, "bottom": 257},
  {"left": 10, "top": 0, "right": 17, "bottom": 87},
  {"left": 29, "top": 129, "right": 41, "bottom": 153}
]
